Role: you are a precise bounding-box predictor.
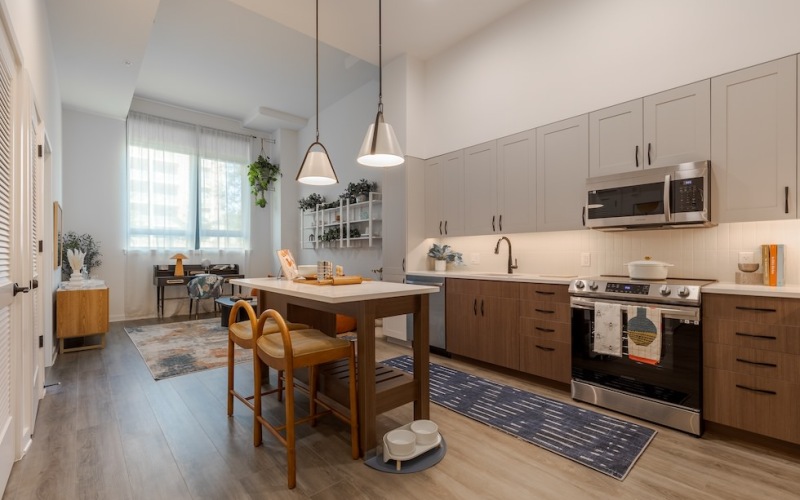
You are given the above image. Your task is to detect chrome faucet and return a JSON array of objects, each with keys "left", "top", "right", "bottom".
[{"left": 494, "top": 236, "right": 518, "bottom": 274}]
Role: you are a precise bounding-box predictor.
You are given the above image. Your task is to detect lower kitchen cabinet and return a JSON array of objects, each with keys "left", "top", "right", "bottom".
[
  {"left": 445, "top": 278, "right": 519, "bottom": 370},
  {"left": 518, "top": 283, "right": 571, "bottom": 383},
  {"left": 703, "top": 292, "right": 800, "bottom": 445}
]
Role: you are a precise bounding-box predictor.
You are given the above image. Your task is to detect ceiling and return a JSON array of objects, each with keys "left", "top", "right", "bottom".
[{"left": 45, "top": 0, "right": 532, "bottom": 133}]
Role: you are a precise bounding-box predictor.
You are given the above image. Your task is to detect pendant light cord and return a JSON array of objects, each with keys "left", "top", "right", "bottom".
[
  {"left": 315, "top": 0, "right": 320, "bottom": 142},
  {"left": 378, "top": 0, "right": 383, "bottom": 112}
]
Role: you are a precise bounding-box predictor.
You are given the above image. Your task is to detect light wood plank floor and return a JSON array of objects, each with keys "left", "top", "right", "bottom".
[{"left": 4, "top": 314, "right": 799, "bottom": 499}]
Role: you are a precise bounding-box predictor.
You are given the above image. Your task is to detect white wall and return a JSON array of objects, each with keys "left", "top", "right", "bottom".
[
  {"left": 422, "top": 0, "right": 800, "bottom": 157},
  {"left": 296, "top": 80, "right": 384, "bottom": 279}
]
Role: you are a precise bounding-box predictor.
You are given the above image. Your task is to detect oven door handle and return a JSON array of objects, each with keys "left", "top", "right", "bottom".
[{"left": 570, "top": 298, "right": 700, "bottom": 321}]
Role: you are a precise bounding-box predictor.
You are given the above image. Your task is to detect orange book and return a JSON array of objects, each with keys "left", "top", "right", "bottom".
[{"left": 769, "top": 244, "right": 777, "bottom": 286}]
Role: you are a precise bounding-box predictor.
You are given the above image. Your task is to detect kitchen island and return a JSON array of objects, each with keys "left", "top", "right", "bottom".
[{"left": 230, "top": 277, "right": 438, "bottom": 455}]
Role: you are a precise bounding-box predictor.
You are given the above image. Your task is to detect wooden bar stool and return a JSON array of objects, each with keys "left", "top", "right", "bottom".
[
  {"left": 227, "top": 300, "right": 308, "bottom": 415},
  {"left": 253, "top": 309, "right": 358, "bottom": 489}
]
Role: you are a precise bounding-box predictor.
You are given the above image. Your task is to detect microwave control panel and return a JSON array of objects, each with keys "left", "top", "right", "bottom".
[{"left": 672, "top": 177, "right": 704, "bottom": 213}]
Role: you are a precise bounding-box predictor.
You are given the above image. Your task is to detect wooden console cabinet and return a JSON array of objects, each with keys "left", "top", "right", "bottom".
[
  {"left": 56, "top": 287, "right": 109, "bottom": 353},
  {"left": 703, "top": 293, "right": 800, "bottom": 444}
]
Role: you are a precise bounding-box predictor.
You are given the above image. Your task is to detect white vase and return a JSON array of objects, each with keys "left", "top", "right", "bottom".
[{"left": 434, "top": 260, "right": 446, "bottom": 272}]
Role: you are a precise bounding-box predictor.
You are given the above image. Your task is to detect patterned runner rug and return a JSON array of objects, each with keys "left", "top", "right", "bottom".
[
  {"left": 381, "top": 355, "right": 656, "bottom": 481},
  {"left": 125, "top": 318, "right": 249, "bottom": 380}
]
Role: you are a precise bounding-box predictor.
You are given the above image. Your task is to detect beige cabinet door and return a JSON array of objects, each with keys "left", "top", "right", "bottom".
[
  {"left": 589, "top": 99, "right": 643, "bottom": 177},
  {"left": 463, "top": 141, "right": 497, "bottom": 236},
  {"left": 441, "top": 150, "right": 465, "bottom": 237},
  {"left": 643, "top": 80, "right": 710, "bottom": 168},
  {"left": 497, "top": 130, "right": 536, "bottom": 234},
  {"left": 537, "top": 115, "right": 590, "bottom": 231},
  {"left": 711, "top": 55, "right": 797, "bottom": 222},
  {"left": 423, "top": 155, "right": 444, "bottom": 238}
]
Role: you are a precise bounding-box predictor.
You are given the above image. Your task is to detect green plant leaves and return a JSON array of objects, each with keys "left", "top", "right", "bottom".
[{"left": 247, "top": 155, "right": 280, "bottom": 207}]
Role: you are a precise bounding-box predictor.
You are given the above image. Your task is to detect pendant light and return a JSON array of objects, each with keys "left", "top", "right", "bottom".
[
  {"left": 296, "top": 0, "right": 339, "bottom": 185},
  {"left": 357, "top": 0, "right": 404, "bottom": 167}
]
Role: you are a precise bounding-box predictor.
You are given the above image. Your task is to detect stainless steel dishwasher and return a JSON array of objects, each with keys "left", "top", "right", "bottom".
[{"left": 405, "top": 274, "right": 447, "bottom": 355}]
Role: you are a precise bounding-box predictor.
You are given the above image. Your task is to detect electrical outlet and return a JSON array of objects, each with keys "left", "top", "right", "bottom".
[
  {"left": 580, "top": 252, "right": 591, "bottom": 267},
  {"left": 738, "top": 252, "right": 754, "bottom": 264},
  {"left": 470, "top": 253, "right": 480, "bottom": 264}
]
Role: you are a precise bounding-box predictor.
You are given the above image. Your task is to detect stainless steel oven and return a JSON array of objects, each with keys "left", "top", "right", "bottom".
[{"left": 569, "top": 277, "right": 712, "bottom": 436}]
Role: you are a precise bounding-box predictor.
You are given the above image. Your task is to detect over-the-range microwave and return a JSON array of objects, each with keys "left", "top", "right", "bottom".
[{"left": 584, "top": 160, "right": 713, "bottom": 231}]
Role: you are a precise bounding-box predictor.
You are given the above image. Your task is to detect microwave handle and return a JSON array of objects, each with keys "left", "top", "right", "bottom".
[{"left": 663, "top": 174, "right": 671, "bottom": 222}]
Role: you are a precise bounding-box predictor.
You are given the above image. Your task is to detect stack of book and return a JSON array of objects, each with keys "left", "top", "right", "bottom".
[{"left": 761, "top": 244, "right": 785, "bottom": 286}]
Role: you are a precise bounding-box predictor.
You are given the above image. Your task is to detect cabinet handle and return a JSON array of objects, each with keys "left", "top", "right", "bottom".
[
  {"left": 492, "top": 215, "right": 496, "bottom": 232},
  {"left": 734, "top": 306, "right": 777, "bottom": 313},
  {"left": 473, "top": 299, "right": 478, "bottom": 316},
  {"left": 785, "top": 186, "right": 789, "bottom": 214},
  {"left": 735, "top": 358, "right": 777, "bottom": 368},
  {"left": 439, "top": 221, "right": 443, "bottom": 235},
  {"left": 535, "top": 345, "right": 555, "bottom": 352},
  {"left": 402, "top": 258, "right": 405, "bottom": 272},
  {"left": 735, "top": 332, "right": 777, "bottom": 340},
  {"left": 499, "top": 214, "right": 503, "bottom": 232},
  {"left": 481, "top": 299, "right": 485, "bottom": 317},
  {"left": 445, "top": 220, "right": 448, "bottom": 235},
  {"left": 635, "top": 145, "right": 639, "bottom": 167},
  {"left": 735, "top": 384, "right": 777, "bottom": 396},
  {"left": 535, "top": 291, "right": 555, "bottom": 295},
  {"left": 581, "top": 206, "right": 586, "bottom": 227},
  {"left": 535, "top": 308, "right": 555, "bottom": 314},
  {"left": 535, "top": 326, "right": 556, "bottom": 333},
  {"left": 647, "top": 143, "right": 652, "bottom": 165}
]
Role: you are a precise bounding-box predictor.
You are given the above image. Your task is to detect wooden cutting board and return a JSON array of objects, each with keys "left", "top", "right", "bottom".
[{"left": 293, "top": 276, "right": 368, "bottom": 286}]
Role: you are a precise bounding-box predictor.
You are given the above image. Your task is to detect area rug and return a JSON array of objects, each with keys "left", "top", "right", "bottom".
[
  {"left": 380, "top": 355, "right": 656, "bottom": 481},
  {"left": 125, "top": 318, "right": 250, "bottom": 380}
]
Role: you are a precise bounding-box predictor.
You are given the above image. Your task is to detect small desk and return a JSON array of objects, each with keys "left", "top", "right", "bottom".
[
  {"left": 231, "top": 277, "right": 437, "bottom": 456},
  {"left": 215, "top": 296, "right": 255, "bottom": 327},
  {"left": 153, "top": 264, "right": 244, "bottom": 317}
]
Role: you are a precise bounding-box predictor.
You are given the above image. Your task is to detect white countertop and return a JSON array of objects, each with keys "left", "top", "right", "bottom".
[
  {"left": 702, "top": 282, "right": 800, "bottom": 299},
  {"left": 230, "top": 277, "right": 438, "bottom": 304},
  {"left": 404, "top": 270, "right": 577, "bottom": 285}
]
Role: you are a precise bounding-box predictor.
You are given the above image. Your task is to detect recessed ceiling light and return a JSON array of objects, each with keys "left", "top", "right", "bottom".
[{"left": 123, "top": 59, "right": 132, "bottom": 67}]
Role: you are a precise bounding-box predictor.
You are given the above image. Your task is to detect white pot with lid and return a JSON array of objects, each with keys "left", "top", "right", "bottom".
[{"left": 625, "top": 257, "right": 673, "bottom": 280}]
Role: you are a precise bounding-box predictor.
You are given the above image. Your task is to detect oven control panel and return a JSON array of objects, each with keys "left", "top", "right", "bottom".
[
  {"left": 569, "top": 278, "right": 705, "bottom": 305},
  {"left": 605, "top": 282, "right": 650, "bottom": 294}
]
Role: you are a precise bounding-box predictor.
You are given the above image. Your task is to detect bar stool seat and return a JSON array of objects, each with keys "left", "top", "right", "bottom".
[
  {"left": 227, "top": 300, "right": 308, "bottom": 415},
  {"left": 253, "top": 309, "right": 358, "bottom": 489}
]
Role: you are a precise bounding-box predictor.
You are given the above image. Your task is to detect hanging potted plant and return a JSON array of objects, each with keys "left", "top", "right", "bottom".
[{"left": 247, "top": 154, "right": 281, "bottom": 207}]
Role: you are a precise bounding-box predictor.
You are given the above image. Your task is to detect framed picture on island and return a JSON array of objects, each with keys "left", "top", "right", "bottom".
[{"left": 276, "top": 249, "right": 299, "bottom": 280}]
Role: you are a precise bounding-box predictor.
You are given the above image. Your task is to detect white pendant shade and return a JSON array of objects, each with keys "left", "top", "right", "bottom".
[
  {"left": 357, "top": 119, "right": 404, "bottom": 167},
  {"left": 297, "top": 144, "right": 338, "bottom": 185}
]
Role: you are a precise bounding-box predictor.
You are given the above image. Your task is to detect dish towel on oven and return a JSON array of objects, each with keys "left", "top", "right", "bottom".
[
  {"left": 592, "top": 302, "right": 622, "bottom": 357},
  {"left": 626, "top": 305, "right": 662, "bottom": 365}
]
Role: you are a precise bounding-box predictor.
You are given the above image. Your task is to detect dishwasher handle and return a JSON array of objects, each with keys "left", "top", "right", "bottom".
[{"left": 406, "top": 280, "right": 444, "bottom": 288}]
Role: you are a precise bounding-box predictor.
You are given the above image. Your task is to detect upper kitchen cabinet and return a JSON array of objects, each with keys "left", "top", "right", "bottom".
[
  {"left": 463, "top": 141, "right": 498, "bottom": 235},
  {"left": 425, "top": 151, "right": 465, "bottom": 237},
  {"left": 711, "top": 55, "right": 797, "bottom": 222},
  {"left": 589, "top": 81, "right": 711, "bottom": 177},
  {"left": 589, "top": 99, "right": 643, "bottom": 177},
  {"left": 537, "top": 115, "right": 589, "bottom": 231},
  {"left": 496, "top": 130, "right": 537, "bottom": 234}
]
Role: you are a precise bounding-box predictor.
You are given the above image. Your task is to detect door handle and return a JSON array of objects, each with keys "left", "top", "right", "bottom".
[
  {"left": 13, "top": 283, "right": 29, "bottom": 296},
  {"left": 30, "top": 279, "right": 39, "bottom": 290}
]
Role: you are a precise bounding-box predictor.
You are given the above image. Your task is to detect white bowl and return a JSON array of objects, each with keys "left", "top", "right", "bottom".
[
  {"left": 297, "top": 265, "right": 316, "bottom": 278},
  {"left": 385, "top": 429, "right": 416, "bottom": 456},
  {"left": 410, "top": 419, "right": 439, "bottom": 445}
]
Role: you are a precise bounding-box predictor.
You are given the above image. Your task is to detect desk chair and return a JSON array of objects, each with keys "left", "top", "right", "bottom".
[
  {"left": 227, "top": 300, "right": 308, "bottom": 416},
  {"left": 253, "top": 309, "right": 358, "bottom": 489},
  {"left": 187, "top": 273, "right": 224, "bottom": 319}
]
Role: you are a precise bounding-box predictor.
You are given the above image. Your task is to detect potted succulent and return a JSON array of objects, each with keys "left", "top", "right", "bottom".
[
  {"left": 61, "top": 231, "right": 102, "bottom": 281},
  {"left": 427, "top": 243, "right": 463, "bottom": 271},
  {"left": 298, "top": 193, "right": 325, "bottom": 211},
  {"left": 247, "top": 154, "right": 281, "bottom": 207}
]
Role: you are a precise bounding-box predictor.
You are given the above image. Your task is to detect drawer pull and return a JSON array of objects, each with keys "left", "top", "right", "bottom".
[
  {"left": 735, "top": 358, "right": 777, "bottom": 368},
  {"left": 535, "top": 345, "right": 555, "bottom": 352},
  {"left": 735, "top": 332, "right": 777, "bottom": 340},
  {"left": 534, "top": 309, "right": 555, "bottom": 314},
  {"left": 166, "top": 279, "right": 185, "bottom": 284},
  {"left": 535, "top": 326, "right": 556, "bottom": 333},
  {"left": 735, "top": 384, "right": 776, "bottom": 396},
  {"left": 734, "top": 306, "right": 777, "bottom": 313},
  {"left": 535, "top": 290, "right": 555, "bottom": 296}
]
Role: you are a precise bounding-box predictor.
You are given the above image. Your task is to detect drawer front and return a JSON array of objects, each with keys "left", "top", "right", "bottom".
[
  {"left": 704, "top": 342, "right": 800, "bottom": 383},
  {"left": 519, "top": 317, "right": 570, "bottom": 343},
  {"left": 704, "top": 367, "right": 800, "bottom": 444},
  {"left": 703, "top": 318, "right": 800, "bottom": 354},
  {"left": 704, "top": 294, "right": 800, "bottom": 325},
  {"left": 520, "top": 283, "right": 569, "bottom": 303},
  {"left": 519, "top": 337, "right": 571, "bottom": 383},
  {"left": 520, "top": 300, "right": 570, "bottom": 323},
  {"left": 447, "top": 278, "right": 480, "bottom": 295}
]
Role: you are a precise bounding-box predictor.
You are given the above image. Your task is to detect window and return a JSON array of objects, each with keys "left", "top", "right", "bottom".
[{"left": 126, "top": 112, "right": 251, "bottom": 250}]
